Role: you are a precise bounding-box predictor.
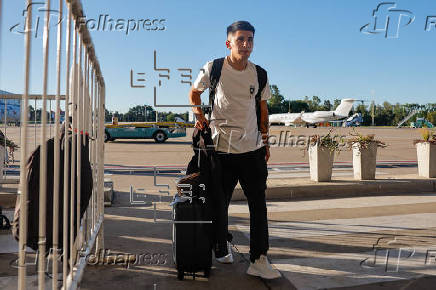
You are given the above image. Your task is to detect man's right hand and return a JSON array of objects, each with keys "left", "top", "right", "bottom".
[
  {"left": 189, "top": 87, "right": 208, "bottom": 130},
  {"left": 195, "top": 113, "right": 209, "bottom": 130}
]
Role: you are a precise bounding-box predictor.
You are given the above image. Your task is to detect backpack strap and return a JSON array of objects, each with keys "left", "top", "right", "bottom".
[
  {"left": 255, "top": 65, "right": 267, "bottom": 132},
  {"left": 207, "top": 57, "right": 225, "bottom": 118}
]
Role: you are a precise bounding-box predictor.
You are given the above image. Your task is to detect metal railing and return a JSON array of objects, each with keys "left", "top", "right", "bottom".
[
  {"left": 397, "top": 109, "right": 419, "bottom": 128},
  {"left": 0, "top": 0, "right": 106, "bottom": 289}
]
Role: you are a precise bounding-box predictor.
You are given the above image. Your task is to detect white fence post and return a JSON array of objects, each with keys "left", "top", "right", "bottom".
[
  {"left": 18, "top": 0, "right": 32, "bottom": 288},
  {"left": 11, "top": 1, "right": 106, "bottom": 289}
]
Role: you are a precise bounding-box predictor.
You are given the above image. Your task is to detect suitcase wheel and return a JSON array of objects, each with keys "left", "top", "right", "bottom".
[
  {"left": 204, "top": 267, "right": 210, "bottom": 278},
  {"left": 177, "top": 269, "right": 184, "bottom": 281}
]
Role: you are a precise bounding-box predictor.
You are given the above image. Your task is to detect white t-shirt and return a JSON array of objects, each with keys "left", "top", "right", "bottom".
[{"left": 193, "top": 57, "right": 271, "bottom": 154}]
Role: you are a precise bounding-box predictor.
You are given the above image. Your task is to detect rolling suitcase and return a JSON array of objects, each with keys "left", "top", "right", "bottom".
[{"left": 172, "top": 194, "right": 212, "bottom": 280}]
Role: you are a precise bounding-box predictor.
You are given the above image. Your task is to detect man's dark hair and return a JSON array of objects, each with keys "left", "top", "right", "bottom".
[{"left": 227, "top": 21, "right": 255, "bottom": 36}]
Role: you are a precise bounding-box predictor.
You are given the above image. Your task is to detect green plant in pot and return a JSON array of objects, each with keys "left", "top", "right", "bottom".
[
  {"left": 307, "top": 129, "right": 343, "bottom": 182},
  {"left": 414, "top": 128, "right": 436, "bottom": 178},
  {"left": 345, "top": 129, "right": 387, "bottom": 180}
]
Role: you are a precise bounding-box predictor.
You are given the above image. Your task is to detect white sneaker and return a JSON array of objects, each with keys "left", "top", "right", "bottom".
[
  {"left": 246, "top": 255, "right": 281, "bottom": 279},
  {"left": 216, "top": 242, "right": 234, "bottom": 264}
]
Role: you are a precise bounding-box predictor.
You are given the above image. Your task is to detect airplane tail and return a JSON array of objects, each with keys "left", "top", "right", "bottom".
[{"left": 334, "top": 99, "right": 355, "bottom": 117}]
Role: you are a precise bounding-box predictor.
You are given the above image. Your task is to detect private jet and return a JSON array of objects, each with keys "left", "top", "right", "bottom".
[{"left": 269, "top": 98, "right": 355, "bottom": 127}]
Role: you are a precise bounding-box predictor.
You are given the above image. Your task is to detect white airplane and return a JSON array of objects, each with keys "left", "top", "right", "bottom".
[
  {"left": 174, "top": 117, "right": 186, "bottom": 123},
  {"left": 269, "top": 98, "right": 355, "bottom": 127}
]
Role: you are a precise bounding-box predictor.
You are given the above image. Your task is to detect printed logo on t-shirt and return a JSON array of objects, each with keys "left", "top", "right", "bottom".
[{"left": 249, "top": 85, "right": 255, "bottom": 97}]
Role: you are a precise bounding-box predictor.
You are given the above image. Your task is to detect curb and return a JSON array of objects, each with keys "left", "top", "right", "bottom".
[{"left": 232, "top": 178, "right": 436, "bottom": 201}]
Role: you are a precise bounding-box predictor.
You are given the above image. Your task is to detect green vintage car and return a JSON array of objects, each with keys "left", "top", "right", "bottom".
[{"left": 104, "top": 120, "right": 193, "bottom": 143}]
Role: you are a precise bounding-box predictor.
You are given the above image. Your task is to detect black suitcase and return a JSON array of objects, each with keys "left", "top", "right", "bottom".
[{"left": 172, "top": 196, "right": 212, "bottom": 280}]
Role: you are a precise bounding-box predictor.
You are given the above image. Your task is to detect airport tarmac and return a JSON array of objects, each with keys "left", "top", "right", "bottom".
[
  {"left": 1, "top": 125, "right": 423, "bottom": 166},
  {"left": 90, "top": 126, "right": 424, "bottom": 194},
  {"left": 102, "top": 126, "right": 422, "bottom": 168},
  {"left": 1, "top": 125, "right": 423, "bottom": 192},
  {"left": 0, "top": 125, "right": 426, "bottom": 206}
]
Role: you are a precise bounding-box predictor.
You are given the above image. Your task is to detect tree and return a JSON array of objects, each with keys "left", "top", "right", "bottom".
[
  {"left": 145, "top": 105, "right": 156, "bottom": 121},
  {"left": 104, "top": 98, "right": 436, "bottom": 127},
  {"left": 112, "top": 111, "right": 123, "bottom": 122},
  {"left": 392, "top": 103, "right": 407, "bottom": 126},
  {"left": 426, "top": 103, "right": 436, "bottom": 112},
  {"left": 354, "top": 103, "right": 371, "bottom": 125},
  {"left": 323, "top": 100, "right": 332, "bottom": 111},
  {"left": 288, "top": 100, "right": 309, "bottom": 113},
  {"left": 267, "top": 85, "right": 285, "bottom": 114},
  {"left": 282, "top": 100, "right": 308, "bottom": 113},
  {"left": 427, "top": 111, "right": 436, "bottom": 125},
  {"left": 303, "top": 96, "right": 322, "bottom": 112},
  {"left": 181, "top": 112, "right": 189, "bottom": 122},
  {"left": 372, "top": 101, "right": 395, "bottom": 126},
  {"left": 105, "top": 108, "right": 112, "bottom": 122},
  {"left": 166, "top": 112, "right": 176, "bottom": 122},
  {"left": 312, "top": 96, "right": 321, "bottom": 110},
  {"left": 382, "top": 101, "right": 394, "bottom": 126}
]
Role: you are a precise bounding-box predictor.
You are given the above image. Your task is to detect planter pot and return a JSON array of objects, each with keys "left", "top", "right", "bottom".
[
  {"left": 416, "top": 142, "right": 436, "bottom": 178},
  {"left": 352, "top": 142, "right": 378, "bottom": 180},
  {"left": 308, "top": 144, "right": 335, "bottom": 182}
]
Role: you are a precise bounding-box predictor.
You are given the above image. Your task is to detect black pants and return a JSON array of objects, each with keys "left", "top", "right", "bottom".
[{"left": 216, "top": 146, "right": 269, "bottom": 262}]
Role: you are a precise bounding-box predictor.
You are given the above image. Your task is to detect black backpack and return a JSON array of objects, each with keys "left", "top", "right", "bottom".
[
  {"left": 0, "top": 206, "right": 11, "bottom": 230},
  {"left": 12, "top": 133, "right": 93, "bottom": 254},
  {"left": 207, "top": 57, "right": 268, "bottom": 131}
]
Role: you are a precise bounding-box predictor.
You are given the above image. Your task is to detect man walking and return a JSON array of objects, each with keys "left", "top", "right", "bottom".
[{"left": 188, "top": 21, "right": 281, "bottom": 279}]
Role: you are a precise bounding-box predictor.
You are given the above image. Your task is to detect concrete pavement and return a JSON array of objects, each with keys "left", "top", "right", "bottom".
[
  {"left": 4, "top": 187, "right": 436, "bottom": 289},
  {"left": 77, "top": 192, "right": 436, "bottom": 290}
]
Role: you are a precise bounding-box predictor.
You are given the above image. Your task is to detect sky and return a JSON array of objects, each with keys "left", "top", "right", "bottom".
[{"left": 0, "top": 0, "right": 435, "bottom": 113}]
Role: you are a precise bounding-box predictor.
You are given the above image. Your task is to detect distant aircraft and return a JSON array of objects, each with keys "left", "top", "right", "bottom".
[
  {"left": 343, "top": 113, "right": 363, "bottom": 127},
  {"left": 0, "top": 90, "right": 21, "bottom": 124},
  {"left": 174, "top": 117, "right": 186, "bottom": 123},
  {"left": 269, "top": 98, "right": 355, "bottom": 127}
]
